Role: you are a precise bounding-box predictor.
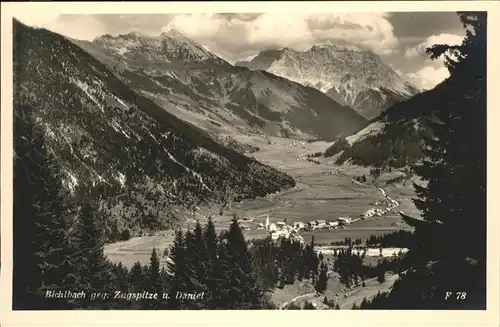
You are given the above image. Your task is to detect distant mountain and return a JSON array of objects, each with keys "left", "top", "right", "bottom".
[
  {"left": 236, "top": 41, "right": 420, "bottom": 120},
  {"left": 323, "top": 76, "right": 457, "bottom": 169},
  {"left": 70, "top": 31, "right": 368, "bottom": 141},
  {"left": 13, "top": 20, "right": 296, "bottom": 241}
]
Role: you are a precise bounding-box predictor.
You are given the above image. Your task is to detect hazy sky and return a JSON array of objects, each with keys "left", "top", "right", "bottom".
[{"left": 16, "top": 12, "right": 467, "bottom": 90}]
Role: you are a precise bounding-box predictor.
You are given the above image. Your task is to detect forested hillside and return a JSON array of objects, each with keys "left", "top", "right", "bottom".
[{"left": 13, "top": 19, "right": 295, "bottom": 242}]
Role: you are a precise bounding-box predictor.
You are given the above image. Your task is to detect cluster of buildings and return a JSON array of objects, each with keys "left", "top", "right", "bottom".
[
  {"left": 258, "top": 215, "right": 306, "bottom": 243},
  {"left": 258, "top": 214, "right": 361, "bottom": 244},
  {"left": 306, "top": 217, "right": 356, "bottom": 230},
  {"left": 362, "top": 195, "right": 399, "bottom": 219}
]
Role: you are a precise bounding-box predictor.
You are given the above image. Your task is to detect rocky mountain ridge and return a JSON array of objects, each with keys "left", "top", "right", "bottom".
[
  {"left": 71, "top": 31, "right": 368, "bottom": 141},
  {"left": 236, "top": 41, "right": 420, "bottom": 120}
]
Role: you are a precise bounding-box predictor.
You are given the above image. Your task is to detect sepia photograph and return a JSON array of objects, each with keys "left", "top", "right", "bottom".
[{"left": 1, "top": 2, "right": 499, "bottom": 325}]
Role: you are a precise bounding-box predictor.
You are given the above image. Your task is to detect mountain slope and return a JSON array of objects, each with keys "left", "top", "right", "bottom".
[
  {"left": 323, "top": 77, "right": 456, "bottom": 169},
  {"left": 13, "top": 20, "right": 295, "bottom": 241},
  {"left": 70, "top": 32, "right": 368, "bottom": 141},
  {"left": 236, "top": 41, "right": 420, "bottom": 120}
]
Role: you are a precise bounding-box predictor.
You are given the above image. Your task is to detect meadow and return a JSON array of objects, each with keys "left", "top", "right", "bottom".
[{"left": 104, "top": 136, "right": 419, "bottom": 268}]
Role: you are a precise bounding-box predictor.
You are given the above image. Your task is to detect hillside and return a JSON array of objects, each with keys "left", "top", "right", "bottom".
[
  {"left": 236, "top": 41, "right": 420, "bottom": 120},
  {"left": 70, "top": 32, "right": 368, "bottom": 141},
  {"left": 13, "top": 19, "right": 296, "bottom": 242},
  {"left": 323, "top": 78, "right": 455, "bottom": 169}
]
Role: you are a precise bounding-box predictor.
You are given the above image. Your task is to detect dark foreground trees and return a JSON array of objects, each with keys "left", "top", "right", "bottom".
[
  {"left": 13, "top": 104, "right": 75, "bottom": 310},
  {"left": 12, "top": 135, "right": 285, "bottom": 311},
  {"left": 359, "top": 11, "right": 487, "bottom": 310}
]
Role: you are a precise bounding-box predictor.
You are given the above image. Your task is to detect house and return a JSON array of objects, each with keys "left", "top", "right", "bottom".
[
  {"left": 308, "top": 221, "right": 317, "bottom": 227},
  {"left": 316, "top": 219, "right": 327, "bottom": 227},
  {"left": 271, "top": 229, "right": 291, "bottom": 241},
  {"left": 329, "top": 221, "right": 339, "bottom": 227},
  {"left": 269, "top": 223, "right": 277, "bottom": 232},
  {"left": 337, "top": 217, "right": 352, "bottom": 225},
  {"left": 363, "top": 210, "right": 375, "bottom": 219},
  {"left": 294, "top": 221, "right": 306, "bottom": 230},
  {"left": 276, "top": 221, "right": 286, "bottom": 228}
]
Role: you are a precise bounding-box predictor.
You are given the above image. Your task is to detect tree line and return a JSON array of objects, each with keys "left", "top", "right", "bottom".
[{"left": 365, "top": 230, "right": 414, "bottom": 248}]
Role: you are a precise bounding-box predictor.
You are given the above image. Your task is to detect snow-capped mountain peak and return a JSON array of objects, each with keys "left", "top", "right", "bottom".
[
  {"left": 160, "top": 28, "right": 187, "bottom": 39},
  {"left": 93, "top": 30, "right": 227, "bottom": 65},
  {"left": 237, "top": 41, "right": 420, "bottom": 119}
]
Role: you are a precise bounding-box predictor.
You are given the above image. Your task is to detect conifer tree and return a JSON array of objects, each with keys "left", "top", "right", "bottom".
[
  {"left": 126, "top": 262, "right": 146, "bottom": 309},
  {"left": 167, "top": 229, "right": 194, "bottom": 309},
  {"left": 114, "top": 262, "right": 130, "bottom": 291},
  {"left": 129, "top": 262, "right": 144, "bottom": 292},
  {"left": 203, "top": 217, "right": 219, "bottom": 307},
  {"left": 13, "top": 108, "right": 45, "bottom": 309},
  {"left": 13, "top": 107, "right": 73, "bottom": 309},
  {"left": 221, "top": 216, "right": 264, "bottom": 308},
  {"left": 71, "top": 201, "right": 109, "bottom": 298},
  {"left": 315, "top": 262, "right": 328, "bottom": 293},
  {"left": 391, "top": 12, "right": 487, "bottom": 308},
  {"left": 145, "top": 248, "right": 163, "bottom": 309},
  {"left": 185, "top": 221, "right": 210, "bottom": 309}
]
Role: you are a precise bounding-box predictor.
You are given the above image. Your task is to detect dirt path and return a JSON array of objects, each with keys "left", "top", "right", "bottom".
[{"left": 279, "top": 292, "right": 317, "bottom": 310}]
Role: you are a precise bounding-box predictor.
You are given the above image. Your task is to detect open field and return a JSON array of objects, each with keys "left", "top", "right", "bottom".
[{"left": 104, "top": 135, "right": 419, "bottom": 268}]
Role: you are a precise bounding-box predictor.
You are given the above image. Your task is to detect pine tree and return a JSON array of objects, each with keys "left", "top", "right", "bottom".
[
  {"left": 167, "top": 229, "right": 187, "bottom": 309},
  {"left": 13, "top": 107, "right": 73, "bottom": 309},
  {"left": 220, "top": 216, "right": 264, "bottom": 309},
  {"left": 128, "top": 262, "right": 144, "bottom": 292},
  {"left": 13, "top": 108, "right": 44, "bottom": 309},
  {"left": 146, "top": 248, "right": 163, "bottom": 309},
  {"left": 105, "top": 262, "right": 130, "bottom": 309},
  {"left": 203, "top": 217, "right": 219, "bottom": 308},
  {"left": 204, "top": 217, "right": 218, "bottom": 262},
  {"left": 167, "top": 229, "right": 199, "bottom": 309},
  {"left": 304, "top": 236, "right": 319, "bottom": 280},
  {"left": 315, "top": 262, "right": 328, "bottom": 293},
  {"left": 127, "top": 262, "right": 146, "bottom": 309},
  {"left": 393, "top": 12, "right": 487, "bottom": 308},
  {"left": 70, "top": 200, "right": 109, "bottom": 308},
  {"left": 185, "top": 221, "right": 210, "bottom": 309}
]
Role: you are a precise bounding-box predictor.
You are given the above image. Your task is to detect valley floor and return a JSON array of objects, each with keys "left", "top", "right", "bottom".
[{"left": 103, "top": 134, "right": 421, "bottom": 307}]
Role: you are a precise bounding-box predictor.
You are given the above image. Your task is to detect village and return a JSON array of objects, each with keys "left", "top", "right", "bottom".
[{"left": 236, "top": 177, "right": 402, "bottom": 247}]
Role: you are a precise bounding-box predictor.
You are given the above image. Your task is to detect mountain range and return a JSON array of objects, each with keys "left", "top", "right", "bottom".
[
  {"left": 70, "top": 30, "right": 368, "bottom": 142},
  {"left": 13, "top": 18, "right": 424, "bottom": 240},
  {"left": 236, "top": 41, "right": 420, "bottom": 120},
  {"left": 13, "top": 20, "right": 296, "bottom": 241}
]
